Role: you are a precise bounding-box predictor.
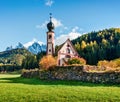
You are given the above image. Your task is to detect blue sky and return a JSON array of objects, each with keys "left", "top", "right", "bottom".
[{"left": 0, "top": 0, "right": 120, "bottom": 51}]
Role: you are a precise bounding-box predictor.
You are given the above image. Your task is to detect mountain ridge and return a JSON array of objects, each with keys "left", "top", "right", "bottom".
[{"left": 5, "top": 40, "right": 46, "bottom": 54}]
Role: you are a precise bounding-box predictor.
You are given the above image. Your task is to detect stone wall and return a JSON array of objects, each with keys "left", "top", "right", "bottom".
[
  {"left": 21, "top": 69, "right": 39, "bottom": 78},
  {"left": 21, "top": 66, "right": 120, "bottom": 84}
]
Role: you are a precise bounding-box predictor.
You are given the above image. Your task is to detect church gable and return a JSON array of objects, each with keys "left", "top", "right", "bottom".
[
  {"left": 57, "top": 39, "right": 79, "bottom": 66},
  {"left": 58, "top": 39, "right": 79, "bottom": 56}
]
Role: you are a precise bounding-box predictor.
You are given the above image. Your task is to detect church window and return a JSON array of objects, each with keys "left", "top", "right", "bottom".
[
  {"left": 49, "top": 49, "right": 51, "bottom": 52},
  {"left": 65, "top": 55, "right": 71, "bottom": 58},
  {"left": 67, "top": 48, "right": 70, "bottom": 54},
  {"left": 49, "top": 35, "right": 52, "bottom": 39},
  {"left": 58, "top": 60, "right": 60, "bottom": 65},
  {"left": 67, "top": 44, "right": 70, "bottom": 47}
]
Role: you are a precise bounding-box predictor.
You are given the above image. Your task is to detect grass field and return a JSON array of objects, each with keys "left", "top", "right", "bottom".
[{"left": 0, "top": 74, "right": 120, "bottom": 102}]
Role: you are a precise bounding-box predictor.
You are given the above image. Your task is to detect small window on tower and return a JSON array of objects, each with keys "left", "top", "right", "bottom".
[
  {"left": 49, "top": 49, "right": 51, "bottom": 52},
  {"left": 49, "top": 35, "right": 52, "bottom": 39}
]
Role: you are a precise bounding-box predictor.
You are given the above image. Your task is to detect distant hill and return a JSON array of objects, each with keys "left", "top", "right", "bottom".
[
  {"left": 0, "top": 39, "right": 46, "bottom": 69},
  {"left": 0, "top": 48, "right": 33, "bottom": 66},
  {"left": 71, "top": 28, "right": 120, "bottom": 65}
]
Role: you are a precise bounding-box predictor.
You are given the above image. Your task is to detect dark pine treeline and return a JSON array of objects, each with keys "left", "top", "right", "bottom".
[
  {"left": 72, "top": 28, "right": 120, "bottom": 65},
  {"left": 22, "top": 51, "right": 46, "bottom": 69}
]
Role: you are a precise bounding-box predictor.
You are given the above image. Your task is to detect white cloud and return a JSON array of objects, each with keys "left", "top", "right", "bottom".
[
  {"left": 55, "top": 27, "right": 81, "bottom": 45},
  {"left": 72, "top": 26, "right": 79, "bottom": 32},
  {"left": 52, "top": 18, "right": 63, "bottom": 28},
  {"left": 24, "top": 38, "right": 45, "bottom": 48},
  {"left": 36, "top": 21, "right": 48, "bottom": 29},
  {"left": 45, "top": 0, "right": 54, "bottom": 7},
  {"left": 64, "top": 26, "right": 68, "bottom": 30},
  {"left": 36, "top": 17, "right": 63, "bottom": 29}
]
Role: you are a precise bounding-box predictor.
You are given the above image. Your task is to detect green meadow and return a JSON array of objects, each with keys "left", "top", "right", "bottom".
[{"left": 0, "top": 74, "right": 120, "bottom": 102}]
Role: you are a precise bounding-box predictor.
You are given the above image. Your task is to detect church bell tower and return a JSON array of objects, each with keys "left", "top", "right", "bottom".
[{"left": 46, "top": 13, "right": 55, "bottom": 55}]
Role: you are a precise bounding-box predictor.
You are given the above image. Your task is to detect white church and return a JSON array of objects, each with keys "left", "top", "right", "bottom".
[{"left": 46, "top": 14, "right": 79, "bottom": 66}]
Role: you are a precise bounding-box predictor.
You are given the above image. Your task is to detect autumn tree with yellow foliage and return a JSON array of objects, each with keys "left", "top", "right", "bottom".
[{"left": 39, "top": 55, "right": 57, "bottom": 70}]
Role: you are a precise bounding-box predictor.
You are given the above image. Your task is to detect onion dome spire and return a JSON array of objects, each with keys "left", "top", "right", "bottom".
[{"left": 47, "top": 13, "right": 54, "bottom": 31}]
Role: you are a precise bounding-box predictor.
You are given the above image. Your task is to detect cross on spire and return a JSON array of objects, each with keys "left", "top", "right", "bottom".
[{"left": 50, "top": 13, "right": 52, "bottom": 22}]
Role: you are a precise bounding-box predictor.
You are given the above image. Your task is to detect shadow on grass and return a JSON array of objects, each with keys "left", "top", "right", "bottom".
[{"left": 0, "top": 76, "right": 120, "bottom": 87}]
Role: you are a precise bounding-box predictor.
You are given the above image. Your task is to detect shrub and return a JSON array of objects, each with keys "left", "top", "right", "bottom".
[
  {"left": 113, "top": 58, "right": 120, "bottom": 67},
  {"left": 97, "top": 60, "right": 118, "bottom": 68},
  {"left": 39, "top": 55, "right": 56, "bottom": 70},
  {"left": 0, "top": 64, "right": 22, "bottom": 72},
  {"left": 67, "top": 57, "right": 86, "bottom": 65},
  {"left": 97, "top": 60, "right": 109, "bottom": 67}
]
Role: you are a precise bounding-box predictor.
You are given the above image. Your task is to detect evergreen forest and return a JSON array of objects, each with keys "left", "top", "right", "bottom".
[{"left": 72, "top": 28, "right": 120, "bottom": 65}]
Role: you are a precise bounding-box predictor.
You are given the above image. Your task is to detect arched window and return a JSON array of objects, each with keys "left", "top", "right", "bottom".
[
  {"left": 67, "top": 48, "right": 70, "bottom": 54},
  {"left": 49, "top": 49, "right": 51, "bottom": 52},
  {"left": 67, "top": 44, "right": 70, "bottom": 47},
  {"left": 49, "top": 35, "right": 52, "bottom": 39},
  {"left": 65, "top": 55, "right": 71, "bottom": 58}
]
